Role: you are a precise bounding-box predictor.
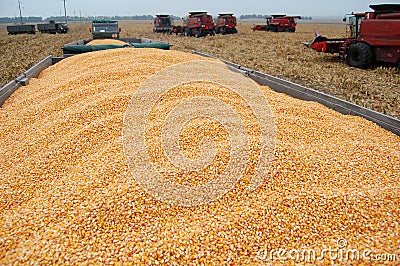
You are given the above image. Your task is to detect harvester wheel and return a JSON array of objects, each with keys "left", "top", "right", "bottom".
[
  {"left": 195, "top": 31, "right": 201, "bottom": 38},
  {"left": 184, "top": 28, "right": 191, "bottom": 37},
  {"left": 347, "top": 43, "right": 373, "bottom": 69}
]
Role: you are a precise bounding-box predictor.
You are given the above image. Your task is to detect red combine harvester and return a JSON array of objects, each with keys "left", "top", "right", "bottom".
[
  {"left": 215, "top": 13, "right": 238, "bottom": 34},
  {"left": 266, "top": 15, "right": 301, "bottom": 32},
  {"left": 183, "top": 11, "right": 215, "bottom": 37},
  {"left": 303, "top": 4, "right": 400, "bottom": 69},
  {"left": 252, "top": 15, "right": 301, "bottom": 32},
  {"left": 153, "top": 15, "right": 173, "bottom": 34}
]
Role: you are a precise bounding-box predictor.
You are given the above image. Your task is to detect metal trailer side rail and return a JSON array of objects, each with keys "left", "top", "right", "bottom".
[
  {"left": 0, "top": 56, "right": 53, "bottom": 107},
  {"left": 0, "top": 80, "right": 20, "bottom": 107},
  {"left": 192, "top": 51, "right": 400, "bottom": 136}
]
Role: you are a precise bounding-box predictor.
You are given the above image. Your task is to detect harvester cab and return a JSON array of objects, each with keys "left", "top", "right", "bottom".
[
  {"left": 90, "top": 20, "right": 121, "bottom": 39},
  {"left": 183, "top": 11, "right": 215, "bottom": 37},
  {"left": 342, "top": 12, "right": 366, "bottom": 38},
  {"left": 154, "top": 15, "right": 173, "bottom": 34},
  {"left": 215, "top": 13, "right": 238, "bottom": 34},
  {"left": 266, "top": 14, "right": 286, "bottom": 25}
]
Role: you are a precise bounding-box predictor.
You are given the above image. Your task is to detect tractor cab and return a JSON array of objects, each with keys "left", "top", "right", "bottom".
[{"left": 91, "top": 20, "right": 121, "bottom": 39}]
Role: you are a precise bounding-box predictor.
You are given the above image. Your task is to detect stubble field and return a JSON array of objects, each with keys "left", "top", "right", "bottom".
[{"left": 0, "top": 20, "right": 399, "bottom": 118}]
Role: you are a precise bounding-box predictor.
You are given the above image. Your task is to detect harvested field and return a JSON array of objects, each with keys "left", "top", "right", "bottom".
[
  {"left": 0, "top": 23, "right": 90, "bottom": 88},
  {"left": 0, "top": 48, "right": 399, "bottom": 264},
  {"left": 1, "top": 20, "right": 399, "bottom": 118}
]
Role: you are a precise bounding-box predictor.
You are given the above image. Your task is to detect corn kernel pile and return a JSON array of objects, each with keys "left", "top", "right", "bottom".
[
  {"left": 86, "top": 39, "right": 129, "bottom": 45},
  {"left": 0, "top": 48, "right": 399, "bottom": 264}
]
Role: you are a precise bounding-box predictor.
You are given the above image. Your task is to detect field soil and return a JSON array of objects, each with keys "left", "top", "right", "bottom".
[{"left": 1, "top": 21, "right": 399, "bottom": 118}]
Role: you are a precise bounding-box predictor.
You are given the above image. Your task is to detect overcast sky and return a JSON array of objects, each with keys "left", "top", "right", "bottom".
[{"left": 1, "top": 0, "right": 399, "bottom": 18}]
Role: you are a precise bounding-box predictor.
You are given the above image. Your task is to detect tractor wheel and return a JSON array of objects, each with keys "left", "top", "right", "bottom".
[
  {"left": 346, "top": 43, "right": 373, "bottom": 69},
  {"left": 215, "top": 26, "right": 220, "bottom": 34},
  {"left": 285, "top": 28, "right": 291, "bottom": 32},
  {"left": 194, "top": 31, "right": 201, "bottom": 38}
]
